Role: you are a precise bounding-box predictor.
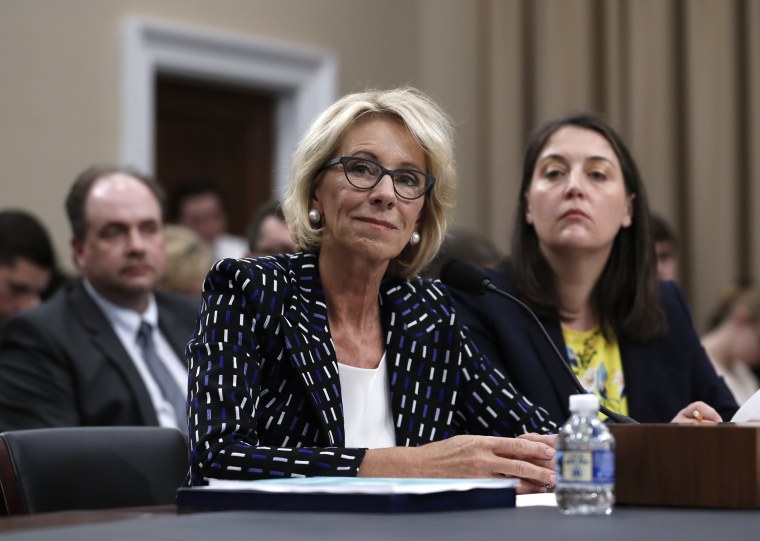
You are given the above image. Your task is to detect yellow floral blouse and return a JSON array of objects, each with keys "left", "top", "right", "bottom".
[{"left": 562, "top": 326, "right": 629, "bottom": 420}]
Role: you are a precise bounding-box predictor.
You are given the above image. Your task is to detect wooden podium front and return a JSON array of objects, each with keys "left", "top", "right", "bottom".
[{"left": 610, "top": 424, "right": 760, "bottom": 509}]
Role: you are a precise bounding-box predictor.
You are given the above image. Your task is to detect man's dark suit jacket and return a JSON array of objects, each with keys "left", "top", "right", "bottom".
[
  {"left": 0, "top": 280, "right": 199, "bottom": 431},
  {"left": 449, "top": 262, "right": 739, "bottom": 425}
]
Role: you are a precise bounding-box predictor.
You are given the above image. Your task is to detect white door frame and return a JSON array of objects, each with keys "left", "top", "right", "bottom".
[{"left": 120, "top": 17, "right": 337, "bottom": 196}]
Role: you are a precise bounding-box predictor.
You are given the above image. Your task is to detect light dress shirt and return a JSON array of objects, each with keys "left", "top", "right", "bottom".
[
  {"left": 212, "top": 234, "right": 248, "bottom": 260},
  {"left": 713, "top": 361, "right": 760, "bottom": 405},
  {"left": 82, "top": 280, "right": 186, "bottom": 431}
]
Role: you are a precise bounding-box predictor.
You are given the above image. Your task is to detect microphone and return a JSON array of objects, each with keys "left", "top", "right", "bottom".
[{"left": 440, "top": 258, "right": 638, "bottom": 424}]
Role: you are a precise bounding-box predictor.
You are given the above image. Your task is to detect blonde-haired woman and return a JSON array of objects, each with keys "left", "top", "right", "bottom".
[
  {"left": 187, "top": 88, "right": 557, "bottom": 492},
  {"left": 159, "top": 225, "right": 214, "bottom": 298}
]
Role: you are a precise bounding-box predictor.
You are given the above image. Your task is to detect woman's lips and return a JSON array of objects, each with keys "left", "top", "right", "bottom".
[
  {"left": 561, "top": 208, "right": 590, "bottom": 219},
  {"left": 355, "top": 217, "right": 396, "bottom": 230}
]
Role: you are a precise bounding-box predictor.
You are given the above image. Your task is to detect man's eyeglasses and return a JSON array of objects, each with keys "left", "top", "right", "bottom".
[{"left": 317, "top": 156, "right": 435, "bottom": 200}]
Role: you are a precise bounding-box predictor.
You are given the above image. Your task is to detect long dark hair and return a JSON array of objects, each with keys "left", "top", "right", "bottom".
[{"left": 511, "top": 113, "right": 666, "bottom": 342}]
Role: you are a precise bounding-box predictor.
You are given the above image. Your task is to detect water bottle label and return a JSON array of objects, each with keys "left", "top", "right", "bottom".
[{"left": 557, "top": 450, "right": 615, "bottom": 484}]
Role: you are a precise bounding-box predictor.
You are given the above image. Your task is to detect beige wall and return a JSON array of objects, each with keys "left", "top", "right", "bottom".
[
  {"left": 0, "top": 0, "right": 432, "bottom": 266},
  {"left": 1, "top": 0, "right": 759, "bottom": 329}
]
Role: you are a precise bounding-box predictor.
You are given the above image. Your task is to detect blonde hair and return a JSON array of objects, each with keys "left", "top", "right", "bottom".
[
  {"left": 159, "top": 225, "right": 214, "bottom": 297},
  {"left": 282, "top": 87, "right": 457, "bottom": 278}
]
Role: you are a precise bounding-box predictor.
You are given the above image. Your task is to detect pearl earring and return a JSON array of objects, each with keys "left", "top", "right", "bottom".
[
  {"left": 410, "top": 231, "right": 420, "bottom": 246},
  {"left": 308, "top": 208, "right": 321, "bottom": 225}
]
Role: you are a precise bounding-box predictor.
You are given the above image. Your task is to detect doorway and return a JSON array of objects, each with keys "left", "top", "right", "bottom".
[{"left": 154, "top": 74, "right": 276, "bottom": 236}]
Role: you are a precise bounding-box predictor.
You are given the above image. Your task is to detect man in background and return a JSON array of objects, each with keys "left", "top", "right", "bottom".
[
  {"left": 244, "top": 200, "right": 295, "bottom": 257},
  {"left": 420, "top": 226, "right": 504, "bottom": 280},
  {"left": 0, "top": 210, "right": 56, "bottom": 326},
  {"left": 0, "top": 165, "right": 197, "bottom": 432},
  {"left": 651, "top": 214, "right": 680, "bottom": 283},
  {"left": 169, "top": 181, "right": 247, "bottom": 260}
]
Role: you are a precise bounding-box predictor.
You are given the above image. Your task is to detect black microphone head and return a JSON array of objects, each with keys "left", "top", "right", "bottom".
[{"left": 439, "top": 258, "right": 491, "bottom": 295}]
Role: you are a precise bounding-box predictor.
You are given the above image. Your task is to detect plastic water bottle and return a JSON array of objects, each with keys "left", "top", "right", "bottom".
[{"left": 556, "top": 394, "right": 615, "bottom": 515}]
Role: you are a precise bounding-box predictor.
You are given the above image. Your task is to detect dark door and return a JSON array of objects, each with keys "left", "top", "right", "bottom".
[{"left": 154, "top": 74, "right": 276, "bottom": 235}]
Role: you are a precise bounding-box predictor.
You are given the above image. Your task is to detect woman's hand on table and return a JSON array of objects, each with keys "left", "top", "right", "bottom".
[
  {"left": 671, "top": 401, "right": 721, "bottom": 423},
  {"left": 359, "top": 434, "right": 556, "bottom": 494}
]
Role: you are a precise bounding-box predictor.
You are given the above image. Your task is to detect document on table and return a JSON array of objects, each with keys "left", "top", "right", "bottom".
[
  {"left": 204, "top": 477, "right": 520, "bottom": 494},
  {"left": 731, "top": 388, "right": 760, "bottom": 422}
]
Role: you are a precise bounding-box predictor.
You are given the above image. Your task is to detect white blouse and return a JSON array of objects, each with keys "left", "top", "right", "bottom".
[{"left": 337, "top": 353, "right": 396, "bottom": 449}]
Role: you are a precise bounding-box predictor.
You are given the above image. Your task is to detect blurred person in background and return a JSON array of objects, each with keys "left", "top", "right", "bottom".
[
  {"left": 701, "top": 286, "right": 760, "bottom": 404},
  {"left": 421, "top": 226, "right": 504, "bottom": 279},
  {"left": 244, "top": 200, "right": 296, "bottom": 257},
  {"left": 651, "top": 213, "right": 680, "bottom": 283},
  {"left": 159, "top": 224, "right": 214, "bottom": 298},
  {"left": 0, "top": 165, "right": 197, "bottom": 432},
  {"left": 169, "top": 181, "right": 247, "bottom": 260},
  {"left": 0, "top": 210, "right": 56, "bottom": 327}
]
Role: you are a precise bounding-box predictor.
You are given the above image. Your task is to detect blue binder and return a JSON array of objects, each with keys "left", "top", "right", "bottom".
[{"left": 176, "top": 477, "right": 517, "bottom": 513}]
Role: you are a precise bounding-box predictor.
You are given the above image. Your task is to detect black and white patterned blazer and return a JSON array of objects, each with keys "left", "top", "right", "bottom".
[{"left": 187, "top": 252, "right": 555, "bottom": 484}]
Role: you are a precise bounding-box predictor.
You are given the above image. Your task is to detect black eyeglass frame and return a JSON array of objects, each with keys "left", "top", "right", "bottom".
[{"left": 317, "top": 156, "right": 436, "bottom": 200}]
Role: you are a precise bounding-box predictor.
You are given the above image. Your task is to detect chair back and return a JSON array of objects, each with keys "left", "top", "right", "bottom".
[{"left": 0, "top": 426, "right": 188, "bottom": 515}]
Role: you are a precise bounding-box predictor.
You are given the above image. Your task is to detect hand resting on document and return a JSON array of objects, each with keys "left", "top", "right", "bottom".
[{"left": 357, "top": 434, "right": 557, "bottom": 494}]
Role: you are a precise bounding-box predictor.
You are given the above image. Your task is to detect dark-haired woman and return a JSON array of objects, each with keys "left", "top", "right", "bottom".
[{"left": 450, "top": 114, "right": 738, "bottom": 425}]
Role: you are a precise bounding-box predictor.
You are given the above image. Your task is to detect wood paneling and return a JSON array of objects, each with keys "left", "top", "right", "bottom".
[{"left": 155, "top": 74, "right": 275, "bottom": 236}]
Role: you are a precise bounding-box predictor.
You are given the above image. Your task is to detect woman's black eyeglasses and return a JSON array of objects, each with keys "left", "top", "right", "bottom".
[{"left": 317, "top": 156, "right": 435, "bottom": 200}]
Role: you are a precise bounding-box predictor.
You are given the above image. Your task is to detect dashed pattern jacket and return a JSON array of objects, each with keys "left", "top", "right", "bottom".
[{"left": 187, "top": 252, "right": 555, "bottom": 484}]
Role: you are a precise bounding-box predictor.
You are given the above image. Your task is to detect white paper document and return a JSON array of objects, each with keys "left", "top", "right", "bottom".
[
  {"left": 205, "top": 477, "right": 519, "bottom": 495},
  {"left": 731, "top": 388, "right": 760, "bottom": 422}
]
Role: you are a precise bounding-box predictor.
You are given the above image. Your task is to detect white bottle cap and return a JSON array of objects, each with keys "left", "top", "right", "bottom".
[{"left": 569, "top": 393, "right": 600, "bottom": 412}]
